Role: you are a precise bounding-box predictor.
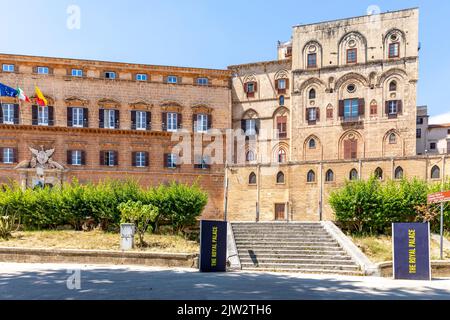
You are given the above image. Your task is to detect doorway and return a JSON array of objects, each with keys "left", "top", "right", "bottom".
[{"left": 275, "top": 203, "right": 286, "bottom": 221}]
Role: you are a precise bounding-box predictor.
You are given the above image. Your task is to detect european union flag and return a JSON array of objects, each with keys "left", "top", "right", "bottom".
[{"left": 0, "top": 83, "right": 18, "bottom": 97}]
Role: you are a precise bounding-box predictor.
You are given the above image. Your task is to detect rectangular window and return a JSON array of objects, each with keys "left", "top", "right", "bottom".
[
  {"left": 136, "top": 74, "right": 148, "bottom": 81},
  {"left": 197, "top": 78, "right": 208, "bottom": 86},
  {"left": 167, "top": 113, "right": 178, "bottom": 132},
  {"left": 2, "top": 104, "right": 14, "bottom": 124},
  {"left": 2, "top": 64, "right": 14, "bottom": 72},
  {"left": 71, "top": 69, "right": 83, "bottom": 77},
  {"left": 104, "top": 109, "right": 116, "bottom": 129},
  {"left": 344, "top": 99, "right": 360, "bottom": 119},
  {"left": 308, "top": 108, "right": 317, "bottom": 121},
  {"left": 105, "top": 151, "right": 116, "bottom": 166},
  {"left": 38, "top": 106, "right": 49, "bottom": 126},
  {"left": 389, "top": 43, "right": 400, "bottom": 58},
  {"left": 278, "top": 79, "right": 286, "bottom": 90},
  {"left": 167, "top": 154, "right": 177, "bottom": 168},
  {"left": 430, "top": 143, "right": 437, "bottom": 150},
  {"left": 72, "top": 108, "right": 84, "bottom": 127},
  {"left": 388, "top": 101, "right": 398, "bottom": 115},
  {"left": 416, "top": 117, "right": 424, "bottom": 125},
  {"left": 194, "top": 155, "right": 211, "bottom": 169},
  {"left": 277, "top": 116, "right": 287, "bottom": 138},
  {"left": 307, "top": 53, "right": 317, "bottom": 68},
  {"left": 246, "top": 82, "right": 255, "bottom": 93},
  {"left": 196, "top": 114, "right": 208, "bottom": 133},
  {"left": 167, "top": 76, "right": 178, "bottom": 84},
  {"left": 71, "top": 150, "right": 82, "bottom": 166},
  {"left": 136, "top": 111, "right": 147, "bottom": 130},
  {"left": 3, "top": 148, "right": 14, "bottom": 164},
  {"left": 37, "top": 67, "right": 49, "bottom": 74},
  {"left": 135, "top": 152, "right": 146, "bottom": 167},
  {"left": 347, "top": 49, "right": 357, "bottom": 64},
  {"left": 105, "top": 71, "right": 116, "bottom": 79},
  {"left": 416, "top": 129, "right": 422, "bottom": 139},
  {"left": 245, "top": 119, "right": 256, "bottom": 136}
]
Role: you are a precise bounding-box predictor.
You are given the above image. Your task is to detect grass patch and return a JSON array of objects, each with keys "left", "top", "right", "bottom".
[
  {"left": 351, "top": 235, "right": 450, "bottom": 263},
  {"left": 0, "top": 230, "right": 199, "bottom": 254}
]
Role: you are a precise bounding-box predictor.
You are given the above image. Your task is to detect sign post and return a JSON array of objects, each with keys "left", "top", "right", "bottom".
[
  {"left": 392, "top": 223, "right": 431, "bottom": 280},
  {"left": 199, "top": 220, "right": 227, "bottom": 272},
  {"left": 427, "top": 190, "right": 450, "bottom": 260}
]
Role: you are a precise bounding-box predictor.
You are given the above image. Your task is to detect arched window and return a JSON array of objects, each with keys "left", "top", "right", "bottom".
[
  {"left": 375, "top": 167, "right": 383, "bottom": 180},
  {"left": 278, "top": 149, "right": 287, "bottom": 163},
  {"left": 246, "top": 151, "right": 255, "bottom": 162},
  {"left": 325, "top": 169, "right": 334, "bottom": 182},
  {"left": 249, "top": 172, "right": 257, "bottom": 185},
  {"left": 309, "top": 89, "right": 316, "bottom": 100},
  {"left": 394, "top": 166, "right": 404, "bottom": 180},
  {"left": 389, "top": 80, "right": 397, "bottom": 92},
  {"left": 431, "top": 165, "right": 441, "bottom": 179},
  {"left": 349, "top": 169, "right": 359, "bottom": 181},
  {"left": 389, "top": 133, "right": 397, "bottom": 144},
  {"left": 309, "top": 138, "right": 316, "bottom": 149},
  {"left": 279, "top": 95, "right": 285, "bottom": 106},
  {"left": 277, "top": 171, "right": 285, "bottom": 184},
  {"left": 307, "top": 170, "right": 316, "bottom": 183}
]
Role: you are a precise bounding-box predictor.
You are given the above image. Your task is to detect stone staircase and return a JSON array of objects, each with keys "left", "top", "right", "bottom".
[{"left": 231, "top": 222, "right": 363, "bottom": 276}]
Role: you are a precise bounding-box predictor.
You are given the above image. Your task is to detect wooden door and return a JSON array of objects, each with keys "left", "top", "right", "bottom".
[
  {"left": 275, "top": 204, "right": 286, "bottom": 221},
  {"left": 344, "top": 139, "right": 358, "bottom": 160}
]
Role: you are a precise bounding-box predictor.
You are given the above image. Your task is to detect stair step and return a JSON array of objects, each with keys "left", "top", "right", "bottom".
[
  {"left": 239, "top": 258, "right": 355, "bottom": 265},
  {"left": 237, "top": 250, "right": 348, "bottom": 256},
  {"left": 241, "top": 268, "right": 364, "bottom": 276},
  {"left": 238, "top": 253, "right": 351, "bottom": 260},
  {"left": 235, "top": 241, "right": 339, "bottom": 246},
  {"left": 240, "top": 263, "right": 360, "bottom": 271},
  {"left": 234, "top": 237, "right": 334, "bottom": 241}
]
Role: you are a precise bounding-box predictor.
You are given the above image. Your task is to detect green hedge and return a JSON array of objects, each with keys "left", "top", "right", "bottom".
[
  {"left": 0, "top": 179, "right": 208, "bottom": 232},
  {"left": 329, "top": 177, "right": 450, "bottom": 235}
]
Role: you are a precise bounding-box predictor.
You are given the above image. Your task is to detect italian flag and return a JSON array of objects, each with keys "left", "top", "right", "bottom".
[{"left": 16, "top": 87, "right": 31, "bottom": 103}]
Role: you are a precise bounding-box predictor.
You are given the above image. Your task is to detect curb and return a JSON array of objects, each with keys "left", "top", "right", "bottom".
[{"left": 0, "top": 247, "right": 199, "bottom": 269}]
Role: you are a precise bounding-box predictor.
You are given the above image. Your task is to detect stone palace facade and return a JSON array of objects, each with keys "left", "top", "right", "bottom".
[{"left": 0, "top": 7, "right": 448, "bottom": 221}]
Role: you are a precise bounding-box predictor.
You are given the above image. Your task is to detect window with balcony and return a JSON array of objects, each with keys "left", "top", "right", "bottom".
[
  {"left": 136, "top": 111, "right": 147, "bottom": 130},
  {"left": 38, "top": 106, "right": 49, "bottom": 126},
  {"left": 344, "top": 99, "right": 360, "bottom": 120},
  {"left": 103, "top": 109, "right": 117, "bottom": 129},
  {"left": 2, "top": 104, "right": 15, "bottom": 124}
]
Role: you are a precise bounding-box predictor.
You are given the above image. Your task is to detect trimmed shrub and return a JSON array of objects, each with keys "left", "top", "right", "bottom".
[{"left": 330, "top": 177, "right": 450, "bottom": 235}]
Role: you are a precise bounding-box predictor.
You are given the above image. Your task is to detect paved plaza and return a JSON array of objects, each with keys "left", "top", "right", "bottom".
[{"left": 1, "top": 263, "right": 450, "bottom": 300}]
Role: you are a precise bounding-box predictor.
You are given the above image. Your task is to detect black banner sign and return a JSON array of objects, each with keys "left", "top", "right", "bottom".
[{"left": 200, "top": 220, "right": 228, "bottom": 272}]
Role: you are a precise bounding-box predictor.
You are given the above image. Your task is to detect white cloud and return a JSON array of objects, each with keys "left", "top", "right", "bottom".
[{"left": 429, "top": 112, "right": 450, "bottom": 125}]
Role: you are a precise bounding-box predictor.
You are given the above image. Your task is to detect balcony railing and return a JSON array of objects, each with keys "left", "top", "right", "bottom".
[{"left": 341, "top": 115, "right": 363, "bottom": 123}]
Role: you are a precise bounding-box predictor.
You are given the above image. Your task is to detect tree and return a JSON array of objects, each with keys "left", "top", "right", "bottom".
[{"left": 118, "top": 201, "right": 159, "bottom": 247}]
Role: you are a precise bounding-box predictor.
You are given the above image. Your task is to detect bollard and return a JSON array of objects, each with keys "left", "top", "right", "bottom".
[{"left": 120, "top": 223, "right": 136, "bottom": 251}]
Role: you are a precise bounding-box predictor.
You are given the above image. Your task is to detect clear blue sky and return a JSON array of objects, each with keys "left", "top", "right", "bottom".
[{"left": 0, "top": 0, "right": 448, "bottom": 119}]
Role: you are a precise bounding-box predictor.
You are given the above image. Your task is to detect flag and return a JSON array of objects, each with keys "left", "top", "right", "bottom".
[
  {"left": 0, "top": 83, "right": 18, "bottom": 97},
  {"left": 16, "top": 88, "right": 31, "bottom": 103},
  {"left": 35, "top": 86, "right": 47, "bottom": 106}
]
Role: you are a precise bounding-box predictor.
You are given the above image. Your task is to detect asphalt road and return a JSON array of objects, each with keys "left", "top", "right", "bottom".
[{"left": 1, "top": 263, "right": 450, "bottom": 300}]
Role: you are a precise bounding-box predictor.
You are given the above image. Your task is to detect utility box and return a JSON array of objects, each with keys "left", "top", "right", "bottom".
[{"left": 120, "top": 223, "right": 136, "bottom": 251}]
